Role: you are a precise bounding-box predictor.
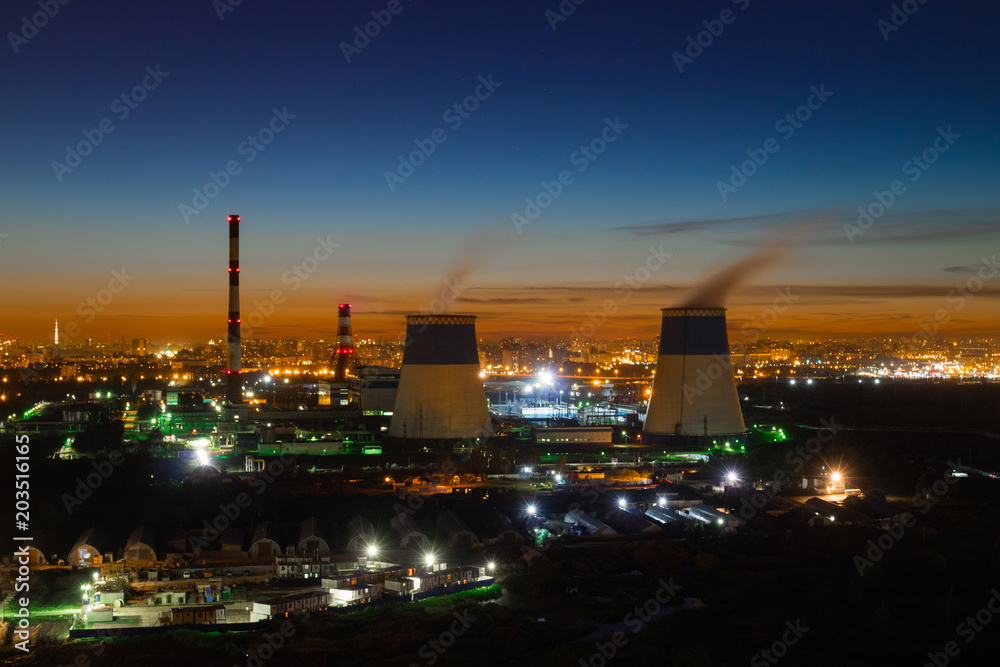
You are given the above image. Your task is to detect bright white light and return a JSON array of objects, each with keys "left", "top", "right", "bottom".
[
  {"left": 539, "top": 371, "right": 553, "bottom": 385},
  {"left": 554, "top": 474, "right": 562, "bottom": 483},
  {"left": 527, "top": 504, "right": 536, "bottom": 517},
  {"left": 424, "top": 554, "right": 435, "bottom": 567},
  {"left": 196, "top": 449, "right": 210, "bottom": 466},
  {"left": 487, "top": 561, "right": 495, "bottom": 571},
  {"left": 523, "top": 466, "right": 532, "bottom": 474},
  {"left": 618, "top": 498, "right": 626, "bottom": 508},
  {"left": 831, "top": 472, "right": 842, "bottom": 483},
  {"left": 658, "top": 497, "right": 666, "bottom": 507},
  {"left": 367, "top": 545, "right": 378, "bottom": 558},
  {"left": 726, "top": 471, "right": 738, "bottom": 484}
]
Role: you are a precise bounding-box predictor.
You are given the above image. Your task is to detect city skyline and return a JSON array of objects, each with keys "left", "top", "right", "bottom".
[{"left": 2, "top": 0, "right": 999, "bottom": 342}]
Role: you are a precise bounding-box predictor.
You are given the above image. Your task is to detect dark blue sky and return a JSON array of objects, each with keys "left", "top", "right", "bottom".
[{"left": 2, "top": 0, "right": 999, "bottom": 342}]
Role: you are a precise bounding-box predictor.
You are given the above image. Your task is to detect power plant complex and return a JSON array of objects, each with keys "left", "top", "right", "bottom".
[{"left": 205, "top": 215, "right": 748, "bottom": 454}]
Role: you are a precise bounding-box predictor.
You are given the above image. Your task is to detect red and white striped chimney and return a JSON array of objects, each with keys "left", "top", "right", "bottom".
[
  {"left": 333, "top": 303, "right": 354, "bottom": 381},
  {"left": 225, "top": 214, "right": 242, "bottom": 405}
]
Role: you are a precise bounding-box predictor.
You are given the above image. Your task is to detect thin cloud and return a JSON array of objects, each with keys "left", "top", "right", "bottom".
[{"left": 609, "top": 212, "right": 791, "bottom": 237}]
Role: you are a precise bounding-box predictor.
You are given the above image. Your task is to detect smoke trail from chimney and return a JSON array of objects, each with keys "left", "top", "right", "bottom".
[
  {"left": 675, "top": 247, "right": 782, "bottom": 308},
  {"left": 673, "top": 216, "right": 826, "bottom": 308}
]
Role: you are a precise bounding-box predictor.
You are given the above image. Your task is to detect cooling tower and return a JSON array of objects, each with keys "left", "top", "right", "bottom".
[
  {"left": 643, "top": 308, "right": 745, "bottom": 443},
  {"left": 387, "top": 314, "right": 492, "bottom": 442}
]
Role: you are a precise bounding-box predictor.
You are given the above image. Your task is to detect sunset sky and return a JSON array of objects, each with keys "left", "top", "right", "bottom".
[{"left": 1, "top": 0, "right": 998, "bottom": 345}]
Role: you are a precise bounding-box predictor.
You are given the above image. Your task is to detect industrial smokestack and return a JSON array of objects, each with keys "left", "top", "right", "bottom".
[
  {"left": 387, "top": 314, "right": 492, "bottom": 443},
  {"left": 225, "top": 214, "right": 242, "bottom": 405},
  {"left": 643, "top": 308, "right": 745, "bottom": 444},
  {"left": 332, "top": 303, "right": 354, "bottom": 382}
]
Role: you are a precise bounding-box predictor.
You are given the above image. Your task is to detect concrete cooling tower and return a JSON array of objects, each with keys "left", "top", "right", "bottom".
[
  {"left": 387, "top": 314, "right": 492, "bottom": 443},
  {"left": 643, "top": 308, "right": 746, "bottom": 444}
]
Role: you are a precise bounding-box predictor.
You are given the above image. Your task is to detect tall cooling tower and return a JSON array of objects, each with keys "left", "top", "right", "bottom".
[
  {"left": 387, "top": 314, "right": 492, "bottom": 442},
  {"left": 643, "top": 308, "right": 745, "bottom": 443}
]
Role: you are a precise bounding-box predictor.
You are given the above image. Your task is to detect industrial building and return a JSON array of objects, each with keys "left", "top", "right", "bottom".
[
  {"left": 68, "top": 527, "right": 109, "bottom": 567},
  {"left": 124, "top": 526, "right": 158, "bottom": 564},
  {"left": 248, "top": 521, "right": 282, "bottom": 558}
]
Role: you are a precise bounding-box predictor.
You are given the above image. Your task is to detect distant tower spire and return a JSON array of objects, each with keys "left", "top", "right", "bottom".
[
  {"left": 333, "top": 303, "right": 355, "bottom": 381},
  {"left": 54, "top": 318, "right": 59, "bottom": 346}
]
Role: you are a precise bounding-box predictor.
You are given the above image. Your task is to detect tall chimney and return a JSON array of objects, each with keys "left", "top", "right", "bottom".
[
  {"left": 333, "top": 303, "right": 354, "bottom": 382},
  {"left": 643, "top": 307, "right": 745, "bottom": 444},
  {"left": 388, "top": 314, "right": 492, "bottom": 443},
  {"left": 225, "top": 214, "right": 242, "bottom": 405}
]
